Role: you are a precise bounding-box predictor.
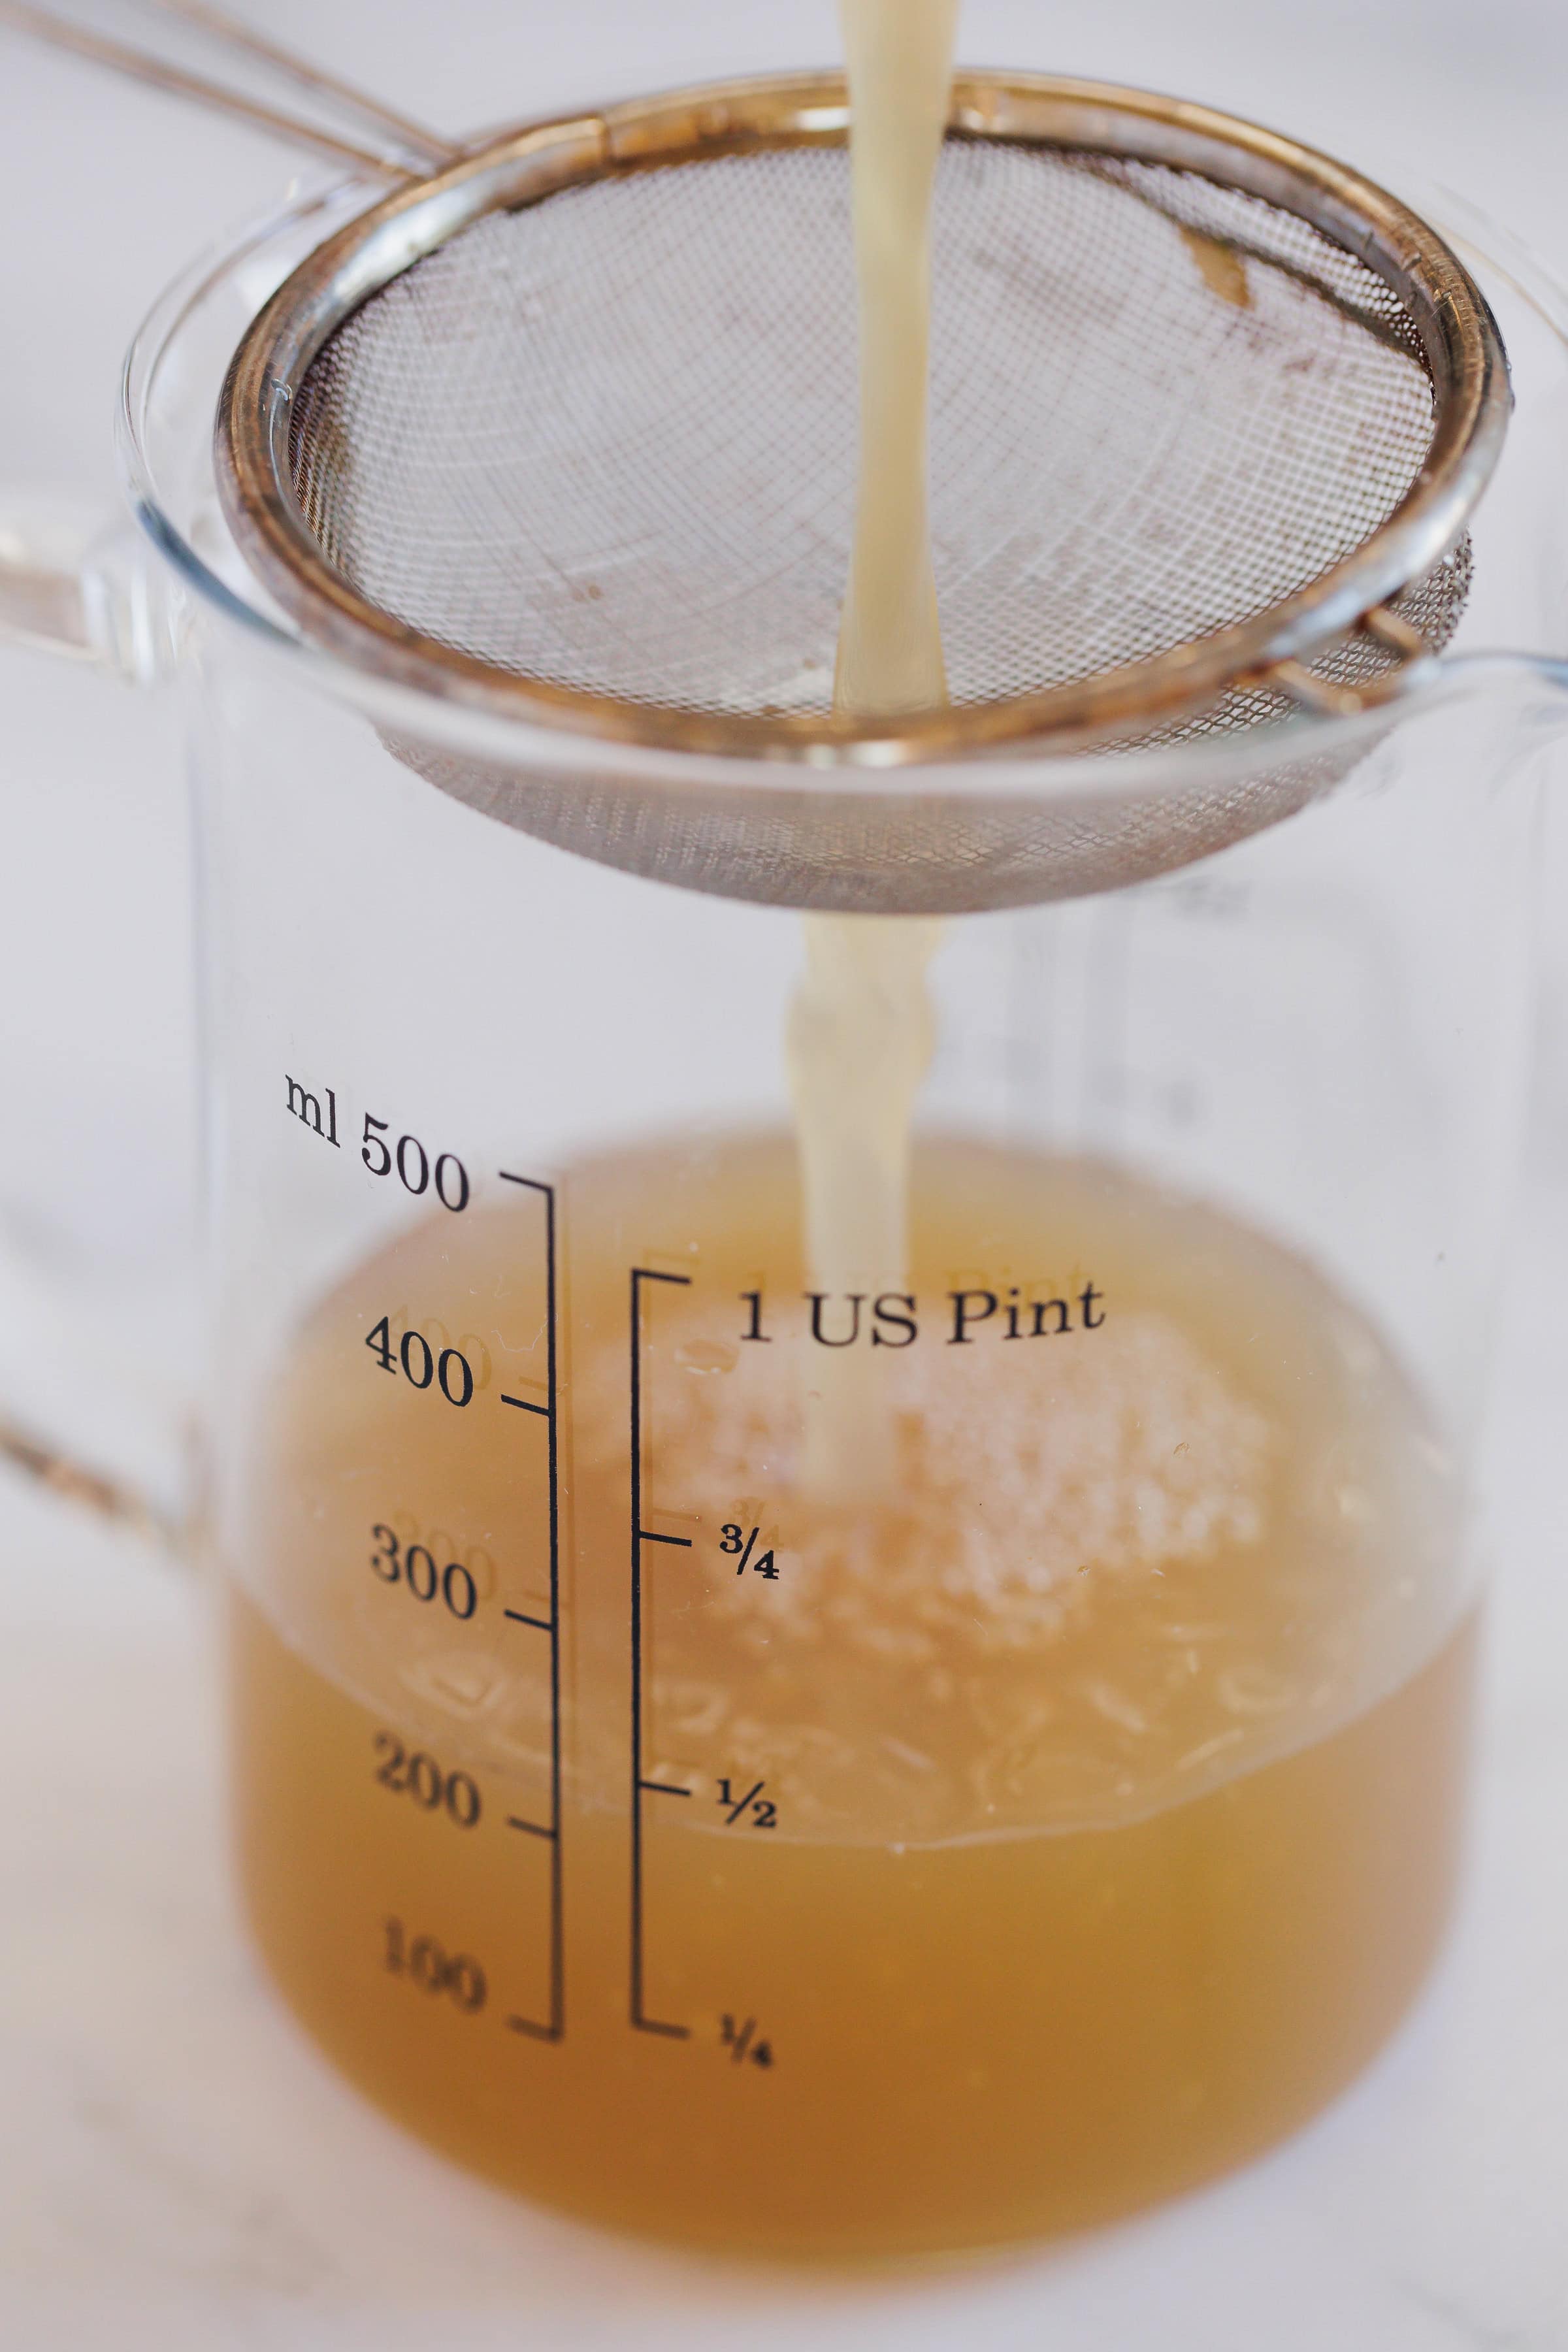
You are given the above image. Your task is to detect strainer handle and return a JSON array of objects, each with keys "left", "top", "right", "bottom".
[{"left": 0, "top": 0, "right": 458, "bottom": 182}]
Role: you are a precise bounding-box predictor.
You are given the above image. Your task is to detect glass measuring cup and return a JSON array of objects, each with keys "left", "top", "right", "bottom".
[{"left": 3, "top": 149, "right": 1568, "bottom": 2261}]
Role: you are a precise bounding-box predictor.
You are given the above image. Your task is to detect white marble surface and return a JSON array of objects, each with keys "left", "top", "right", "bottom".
[{"left": 3, "top": 2, "right": 1568, "bottom": 2345}]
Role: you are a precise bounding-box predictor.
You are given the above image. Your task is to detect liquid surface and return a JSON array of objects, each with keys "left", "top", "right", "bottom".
[{"left": 231, "top": 1135, "right": 1473, "bottom": 2255}]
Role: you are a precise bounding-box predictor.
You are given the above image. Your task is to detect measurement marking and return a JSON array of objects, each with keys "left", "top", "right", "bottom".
[
  {"left": 503, "top": 1610, "right": 553, "bottom": 1633},
  {"left": 498, "top": 1171, "right": 564, "bottom": 2044},
  {"left": 722, "top": 1780, "right": 765, "bottom": 1825},
  {"left": 630, "top": 1266, "right": 693, "bottom": 2041},
  {"left": 719, "top": 2014, "right": 773, "bottom": 2067},
  {"left": 721, "top": 1522, "right": 777, "bottom": 1579},
  {"left": 507, "top": 1816, "right": 557, "bottom": 1840},
  {"left": 639, "top": 1780, "right": 692, "bottom": 1799}
]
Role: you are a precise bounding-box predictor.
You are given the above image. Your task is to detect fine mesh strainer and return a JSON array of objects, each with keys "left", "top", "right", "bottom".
[
  {"left": 5, "top": 8, "right": 1511, "bottom": 909},
  {"left": 212, "top": 71, "right": 1509, "bottom": 911}
]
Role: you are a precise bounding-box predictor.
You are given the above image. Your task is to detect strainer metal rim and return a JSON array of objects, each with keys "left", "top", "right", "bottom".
[{"left": 216, "top": 67, "right": 1512, "bottom": 771}]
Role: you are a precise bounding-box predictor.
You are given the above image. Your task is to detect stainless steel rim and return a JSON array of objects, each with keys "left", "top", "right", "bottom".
[{"left": 216, "top": 68, "right": 1513, "bottom": 770}]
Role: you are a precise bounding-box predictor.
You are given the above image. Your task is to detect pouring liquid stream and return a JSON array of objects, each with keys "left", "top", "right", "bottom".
[{"left": 787, "top": 0, "right": 956, "bottom": 1501}]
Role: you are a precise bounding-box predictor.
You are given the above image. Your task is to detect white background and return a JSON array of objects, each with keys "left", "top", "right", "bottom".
[{"left": 1, "top": 5, "right": 1567, "bottom": 2345}]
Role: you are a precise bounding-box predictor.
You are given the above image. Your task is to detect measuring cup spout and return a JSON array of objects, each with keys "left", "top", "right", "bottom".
[
  {"left": 1435, "top": 649, "right": 1568, "bottom": 744},
  {"left": 1505, "top": 651, "right": 1568, "bottom": 732}
]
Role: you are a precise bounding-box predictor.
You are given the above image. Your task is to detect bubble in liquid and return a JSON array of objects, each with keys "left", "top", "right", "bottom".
[{"left": 676, "top": 1338, "right": 740, "bottom": 1377}]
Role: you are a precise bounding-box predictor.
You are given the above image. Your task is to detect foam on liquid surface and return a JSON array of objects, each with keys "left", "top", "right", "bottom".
[{"left": 242, "top": 1135, "right": 1462, "bottom": 1844}]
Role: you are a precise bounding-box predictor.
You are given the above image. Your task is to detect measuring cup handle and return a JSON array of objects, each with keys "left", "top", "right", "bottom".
[
  {"left": 0, "top": 494, "right": 187, "bottom": 1554},
  {"left": 0, "top": 496, "right": 177, "bottom": 680}
]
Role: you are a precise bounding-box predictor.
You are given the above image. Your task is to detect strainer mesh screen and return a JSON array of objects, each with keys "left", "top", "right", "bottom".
[{"left": 287, "top": 139, "right": 1441, "bottom": 720}]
